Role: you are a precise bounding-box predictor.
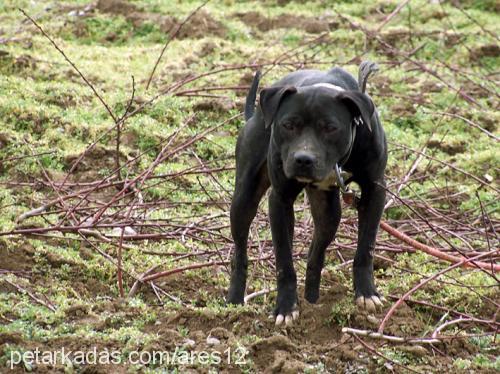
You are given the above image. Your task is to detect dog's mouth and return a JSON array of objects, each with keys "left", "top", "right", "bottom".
[
  {"left": 284, "top": 157, "right": 330, "bottom": 183},
  {"left": 295, "top": 177, "right": 314, "bottom": 183},
  {"left": 287, "top": 168, "right": 327, "bottom": 184},
  {"left": 293, "top": 171, "right": 327, "bottom": 184}
]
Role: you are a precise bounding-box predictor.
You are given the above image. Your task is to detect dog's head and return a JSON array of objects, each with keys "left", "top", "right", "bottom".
[{"left": 260, "top": 85, "right": 374, "bottom": 182}]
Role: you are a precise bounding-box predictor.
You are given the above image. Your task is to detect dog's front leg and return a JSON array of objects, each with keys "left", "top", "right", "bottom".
[
  {"left": 269, "top": 188, "right": 301, "bottom": 326},
  {"left": 354, "top": 179, "right": 386, "bottom": 313},
  {"left": 304, "top": 187, "right": 342, "bottom": 304}
]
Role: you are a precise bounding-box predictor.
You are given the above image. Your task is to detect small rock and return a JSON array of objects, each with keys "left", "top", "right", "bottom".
[
  {"left": 111, "top": 226, "right": 137, "bottom": 236},
  {"left": 183, "top": 338, "right": 196, "bottom": 348},
  {"left": 206, "top": 336, "right": 220, "bottom": 346},
  {"left": 400, "top": 344, "right": 428, "bottom": 357}
]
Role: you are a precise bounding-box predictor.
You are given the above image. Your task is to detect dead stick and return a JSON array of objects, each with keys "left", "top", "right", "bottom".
[
  {"left": 343, "top": 327, "right": 441, "bottom": 345},
  {"left": 3, "top": 278, "right": 56, "bottom": 312},
  {"left": 379, "top": 221, "right": 500, "bottom": 272},
  {"left": 20, "top": 9, "right": 117, "bottom": 122},
  {"left": 116, "top": 76, "right": 135, "bottom": 180},
  {"left": 128, "top": 265, "right": 160, "bottom": 297},
  {"left": 384, "top": 148, "right": 426, "bottom": 210},
  {"left": 244, "top": 288, "right": 276, "bottom": 304},
  {"left": 142, "top": 254, "right": 275, "bottom": 283},
  {"left": 375, "top": 0, "right": 411, "bottom": 32},
  {"left": 422, "top": 110, "right": 498, "bottom": 141},
  {"left": 141, "top": 260, "right": 229, "bottom": 282}
]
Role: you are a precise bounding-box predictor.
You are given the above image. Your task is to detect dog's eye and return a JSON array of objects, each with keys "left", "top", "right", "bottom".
[
  {"left": 323, "top": 123, "right": 338, "bottom": 133},
  {"left": 281, "top": 122, "right": 294, "bottom": 130}
]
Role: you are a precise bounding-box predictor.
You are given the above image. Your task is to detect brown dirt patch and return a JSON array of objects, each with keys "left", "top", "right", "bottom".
[
  {"left": 44, "top": 251, "right": 77, "bottom": 268},
  {"left": 193, "top": 99, "right": 236, "bottom": 113},
  {"left": 392, "top": 101, "right": 417, "bottom": 116},
  {"left": 0, "top": 242, "right": 36, "bottom": 272},
  {"left": 73, "top": 278, "right": 112, "bottom": 298},
  {"left": 141, "top": 281, "right": 353, "bottom": 371},
  {"left": 0, "top": 132, "right": 10, "bottom": 149},
  {"left": 421, "top": 80, "right": 444, "bottom": 93},
  {"left": 96, "top": 0, "right": 225, "bottom": 40},
  {"left": 63, "top": 144, "right": 125, "bottom": 182},
  {"left": 461, "top": 81, "right": 491, "bottom": 99},
  {"left": 96, "top": 0, "right": 137, "bottom": 16},
  {"left": 470, "top": 44, "right": 500, "bottom": 61},
  {"left": 428, "top": 139, "right": 466, "bottom": 156},
  {"left": 476, "top": 114, "right": 497, "bottom": 133},
  {"left": 197, "top": 40, "right": 218, "bottom": 57},
  {"left": 0, "top": 52, "right": 37, "bottom": 72},
  {"left": 251, "top": 335, "right": 307, "bottom": 373},
  {"left": 383, "top": 301, "right": 427, "bottom": 336},
  {"left": 234, "top": 12, "right": 331, "bottom": 34},
  {"left": 176, "top": 9, "right": 226, "bottom": 39},
  {"left": 0, "top": 331, "right": 24, "bottom": 346},
  {"left": 371, "top": 75, "right": 394, "bottom": 95}
]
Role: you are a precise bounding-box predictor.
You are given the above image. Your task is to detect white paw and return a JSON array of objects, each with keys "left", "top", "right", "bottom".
[
  {"left": 356, "top": 295, "right": 385, "bottom": 313},
  {"left": 275, "top": 310, "right": 300, "bottom": 327}
]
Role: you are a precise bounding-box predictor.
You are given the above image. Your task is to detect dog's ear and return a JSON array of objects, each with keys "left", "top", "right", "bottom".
[
  {"left": 260, "top": 86, "right": 297, "bottom": 128},
  {"left": 338, "top": 91, "right": 375, "bottom": 132}
]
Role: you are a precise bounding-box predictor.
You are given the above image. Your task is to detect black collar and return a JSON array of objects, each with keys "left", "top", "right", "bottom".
[
  {"left": 334, "top": 117, "right": 359, "bottom": 192},
  {"left": 338, "top": 117, "right": 359, "bottom": 167}
]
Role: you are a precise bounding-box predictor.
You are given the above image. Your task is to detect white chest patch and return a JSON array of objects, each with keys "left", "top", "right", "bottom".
[
  {"left": 313, "top": 170, "right": 353, "bottom": 191},
  {"left": 312, "top": 83, "right": 345, "bottom": 92}
]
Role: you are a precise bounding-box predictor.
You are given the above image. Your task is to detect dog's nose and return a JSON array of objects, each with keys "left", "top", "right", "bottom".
[{"left": 294, "top": 151, "right": 315, "bottom": 168}]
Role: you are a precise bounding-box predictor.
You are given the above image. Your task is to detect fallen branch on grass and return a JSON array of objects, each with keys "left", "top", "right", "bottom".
[
  {"left": 140, "top": 260, "right": 230, "bottom": 283},
  {"left": 342, "top": 327, "right": 441, "bottom": 344},
  {"left": 2, "top": 278, "right": 57, "bottom": 312},
  {"left": 379, "top": 221, "right": 500, "bottom": 272},
  {"left": 244, "top": 288, "right": 276, "bottom": 304}
]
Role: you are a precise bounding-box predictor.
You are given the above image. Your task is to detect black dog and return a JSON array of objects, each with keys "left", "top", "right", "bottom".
[{"left": 227, "top": 62, "right": 387, "bottom": 326}]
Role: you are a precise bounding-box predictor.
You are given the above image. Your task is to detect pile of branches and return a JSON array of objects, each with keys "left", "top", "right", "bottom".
[{"left": 1, "top": 3, "right": 498, "bottom": 357}]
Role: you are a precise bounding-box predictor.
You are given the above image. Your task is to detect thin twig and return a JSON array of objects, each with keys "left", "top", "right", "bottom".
[
  {"left": 145, "top": 0, "right": 210, "bottom": 90},
  {"left": 3, "top": 278, "right": 56, "bottom": 312},
  {"left": 19, "top": 9, "right": 117, "bottom": 122}
]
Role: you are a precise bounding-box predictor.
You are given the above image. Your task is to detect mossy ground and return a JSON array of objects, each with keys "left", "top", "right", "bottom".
[{"left": 0, "top": 0, "right": 498, "bottom": 372}]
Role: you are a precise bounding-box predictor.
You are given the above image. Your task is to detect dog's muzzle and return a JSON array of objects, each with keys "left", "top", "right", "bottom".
[{"left": 291, "top": 150, "right": 317, "bottom": 181}]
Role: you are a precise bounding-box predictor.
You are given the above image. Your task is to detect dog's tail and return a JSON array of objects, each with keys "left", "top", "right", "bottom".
[
  {"left": 245, "top": 70, "right": 261, "bottom": 121},
  {"left": 358, "top": 61, "right": 378, "bottom": 94}
]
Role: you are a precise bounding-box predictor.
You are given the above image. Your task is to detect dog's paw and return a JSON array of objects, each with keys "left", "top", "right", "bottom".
[
  {"left": 355, "top": 295, "right": 385, "bottom": 313},
  {"left": 226, "top": 290, "right": 244, "bottom": 305},
  {"left": 273, "top": 284, "right": 299, "bottom": 326},
  {"left": 273, "top": 305, "right": 300, "bottom": 327},
  {"left": 304, "top": 289, "right": 319, "bottom": 304}
]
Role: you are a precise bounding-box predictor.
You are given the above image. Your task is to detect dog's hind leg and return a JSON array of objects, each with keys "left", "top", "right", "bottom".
[
  {"left": 304, "top": 187, "right": 342, "bottom": 303},
  {"left": 227, "top": 163, "right": 270, "bottom": 304},
  {"left": 353, "top": 179, "right": 386, "bottom": 312}
]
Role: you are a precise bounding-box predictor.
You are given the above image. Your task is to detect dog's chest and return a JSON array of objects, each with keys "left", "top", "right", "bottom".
[{"left": 313, "top": 170, "right": 352, "bottom": 191}]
